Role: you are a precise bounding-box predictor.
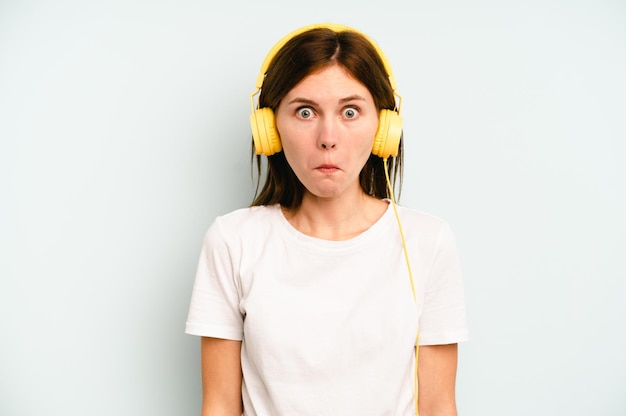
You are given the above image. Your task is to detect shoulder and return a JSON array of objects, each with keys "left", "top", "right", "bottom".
[
  {"left": 216, "top": 204, "right": 281, "bottom": 227},
  {"left": 392, "top": 204, "right": 459, "bottom": 257},
  {"left": 204, "top": 204, "right": 282, "bottom": 244},
  {"left": 395, "top": 205, "right": 452, "bottom": 237}
]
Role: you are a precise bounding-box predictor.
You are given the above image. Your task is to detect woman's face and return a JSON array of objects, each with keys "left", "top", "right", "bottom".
[{"left": 275, "top": 64, "right": 379, "bottom": 201}]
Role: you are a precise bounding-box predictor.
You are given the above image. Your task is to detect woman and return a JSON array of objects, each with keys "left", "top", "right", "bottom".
[{"left": 186, "top": 23, "right": 469, "bottom": 416}]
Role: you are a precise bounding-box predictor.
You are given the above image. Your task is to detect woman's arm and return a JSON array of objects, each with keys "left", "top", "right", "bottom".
[
  {"left": 417, "top": 343, "right": 459, "bottom": 416},
  {"left": 200, "top": 337, "right": 243, "bottom": 416}
]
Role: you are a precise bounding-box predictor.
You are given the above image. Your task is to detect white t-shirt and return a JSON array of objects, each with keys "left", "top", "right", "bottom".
[{"left": 186, "top": 203, "right": 469, "bottom": 415}]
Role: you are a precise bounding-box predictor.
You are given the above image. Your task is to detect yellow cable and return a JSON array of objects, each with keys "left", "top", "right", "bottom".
[{"left": 383, "top": 157, "right": 419, "bottom": 415}]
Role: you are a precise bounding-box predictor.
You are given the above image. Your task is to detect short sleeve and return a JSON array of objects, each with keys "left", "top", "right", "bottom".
[
  {"left": 418, "top": 222, "right": 469, "bottom": 345},
  {"left": 185, "top": 219, "right": 244, "bottom": 340}
]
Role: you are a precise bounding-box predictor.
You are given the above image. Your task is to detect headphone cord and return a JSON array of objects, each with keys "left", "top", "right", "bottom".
[
  {"left": 383, "top": 157, "right": 420, "bottom": 415},
  {"left": 383, "top": 157, "right": 416, "bottom": 299}
]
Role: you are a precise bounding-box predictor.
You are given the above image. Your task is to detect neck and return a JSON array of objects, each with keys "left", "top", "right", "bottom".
[{"left": 282, "top": 191, "right": 388, "bottom": 241}]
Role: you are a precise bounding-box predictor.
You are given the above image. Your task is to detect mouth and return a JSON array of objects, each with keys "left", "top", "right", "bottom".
[{"left": 315, "top": 164, "right": 340, "bottom": 174}]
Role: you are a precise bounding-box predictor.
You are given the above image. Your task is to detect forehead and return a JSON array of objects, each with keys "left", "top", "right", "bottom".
[{"left": 285, "top": 64, "right": 373, "bottom": 101}]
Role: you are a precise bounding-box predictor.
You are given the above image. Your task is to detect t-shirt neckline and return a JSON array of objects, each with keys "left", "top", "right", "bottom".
[{"left": 272, "top": 200, "right": 395, "bottom": 255}]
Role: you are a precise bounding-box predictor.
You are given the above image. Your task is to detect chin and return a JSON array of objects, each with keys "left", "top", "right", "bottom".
[{"left": 304, "top": 187, "right": 342, "bottom": 200}]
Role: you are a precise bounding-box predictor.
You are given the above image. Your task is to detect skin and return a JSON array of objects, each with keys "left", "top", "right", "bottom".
[
  {"left": 200, "top": 64, "right": 459, "bottom": 415},
  {"left": 418, "top": 344, "right": 459, "bottom": 416},
  {"left": 200, "top": 337, "right": 242, "bottom": 416},
  {"left": 275, "top": 64, "right": 387, "bottom": 240}
]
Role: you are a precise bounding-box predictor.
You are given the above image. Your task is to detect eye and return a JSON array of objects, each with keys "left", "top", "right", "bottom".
[
  {"left": 296, "top": 107, "right": 314, "bottom": 119},
  {"left": 342, "top": 107, "right": 360, "bottom": 119}
]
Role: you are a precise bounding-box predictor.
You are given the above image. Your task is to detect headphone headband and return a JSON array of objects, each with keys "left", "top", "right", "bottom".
[
  {"left": 249, "top": 23, "right": 403, "bottom": 158},
  {"left": 254, "top": 23, "right": 398, "bottom": 95}
]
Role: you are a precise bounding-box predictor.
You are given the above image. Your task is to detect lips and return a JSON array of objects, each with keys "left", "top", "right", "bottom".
[{"left": 316, "top": 164, "right": 340, "bottom": 174}]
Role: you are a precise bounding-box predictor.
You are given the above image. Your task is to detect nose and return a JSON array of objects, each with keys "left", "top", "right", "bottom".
[{"left": 317, "top": 118, "right": 338, "bottom": 150}]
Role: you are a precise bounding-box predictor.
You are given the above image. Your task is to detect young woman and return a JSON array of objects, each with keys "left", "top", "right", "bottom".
[{"left": 186, "top": 23, "right": 469, "bottom": 416}]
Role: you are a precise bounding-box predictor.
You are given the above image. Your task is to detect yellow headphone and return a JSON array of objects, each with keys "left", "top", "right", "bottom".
[{"left": 249, "top": 23, "right": 403, "bottom": 159}]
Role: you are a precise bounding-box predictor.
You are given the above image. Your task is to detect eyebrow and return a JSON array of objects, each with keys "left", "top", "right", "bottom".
[{"left": 286, "top": 94, "right": 368, "bottom": 106}]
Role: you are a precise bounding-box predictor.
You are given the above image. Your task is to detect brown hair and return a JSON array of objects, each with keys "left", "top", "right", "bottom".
[{"left": 251, "top": 27, "right": 403, "bottom": 209}]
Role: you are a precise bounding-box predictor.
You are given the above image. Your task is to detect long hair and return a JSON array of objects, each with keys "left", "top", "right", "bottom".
[{"left": 251, "top": 27, "right": 403, "bottom": 209}]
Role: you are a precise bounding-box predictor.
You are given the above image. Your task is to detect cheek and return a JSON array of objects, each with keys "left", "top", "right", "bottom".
[
  {"left": 360, "top": 120, "right": 380, "bottom": 151},
  {"left": 277, "top": 128, "right": 307, "bottom": 171},
  {"left": 275, "top": 116, "right": 298, "bottom": 148},
  {"left": 279, "top": 132, "right": 305, "bottom": 160},
  {"left": 277, "top": 122, "right": 314, "bottom": 158}
]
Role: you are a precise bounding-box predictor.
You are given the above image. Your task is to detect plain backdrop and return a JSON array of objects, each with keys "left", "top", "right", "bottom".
[{"left": 1, "top": 0, "right": 625, "bottom": 415}]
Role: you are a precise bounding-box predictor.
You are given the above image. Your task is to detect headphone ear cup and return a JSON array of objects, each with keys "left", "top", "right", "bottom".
[
  {"left": 372, "top": 109, "right": 403, "bottom": 158},
  {"left": 250, "top": 107, "right": 282, "bottom": 156}
]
